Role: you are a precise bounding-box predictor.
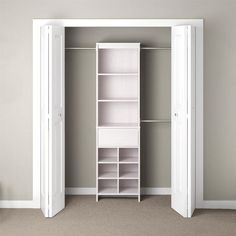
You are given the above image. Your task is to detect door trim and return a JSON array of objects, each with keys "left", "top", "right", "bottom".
[{"left": 33, "top": 19, "right": 204, "bottom": 209}]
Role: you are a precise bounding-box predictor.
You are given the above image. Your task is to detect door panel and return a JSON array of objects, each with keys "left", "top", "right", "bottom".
[
  {"left": 171, "top": 25, "right": 195, "bottom": 218},
  {"left": 40, "top": 26, "right": 49, "bottom": 217},
  {"left": 41, "top": 25, "right": 65, "bottom": 217},
  {"left": 49, "top": 26, "right": 65, "bottom": 217}
]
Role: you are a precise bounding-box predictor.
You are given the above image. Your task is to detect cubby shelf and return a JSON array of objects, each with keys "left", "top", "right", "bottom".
[
  {"left": 96, "top": 43, "right": 140, "bottom": 201},
  {"left": 98, "top": 187, "right": 117, "bottom": 195},
  {"left": 119, "top": 187, "right": 138, "bottom": 194},
  {"left": 98, "top": 123, "right": 139, "bottom": 128}
]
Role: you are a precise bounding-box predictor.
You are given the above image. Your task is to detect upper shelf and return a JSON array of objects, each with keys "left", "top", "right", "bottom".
[{"left": 97, "top": 43, "right": 140, "bottom": 49}]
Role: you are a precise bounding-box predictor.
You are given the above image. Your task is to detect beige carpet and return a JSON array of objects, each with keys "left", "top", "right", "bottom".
[{"left": 0, "top": 196, "right": 236, "bottom": 236}]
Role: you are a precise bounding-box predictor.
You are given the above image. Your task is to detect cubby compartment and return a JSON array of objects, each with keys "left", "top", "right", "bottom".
[
  {"left": 98, "top": 179, "right": 117, "bottom": 195},
  {"left": 98, "top": 148, "right": 117, "bottom": 163},
  {"left": 98, "top": 48, "right": 139, "bottom": 74},
  {"left": 119, "top": 179, "right": 138, "bottom": 194},
  {"left": 119, "top": 148, "right": 138, "bottom": 163},
  {"left": 119, "top": 164, "right": 138, "bottom": 179},
  {"left": 98, "top": 164, "right": 117, "bottom": 179},
  {"left": 98, "top": 102, "right": 139, "bottom": 127},
  {"left": 98, "top": 75, "right": 138, "bottom": 100}
]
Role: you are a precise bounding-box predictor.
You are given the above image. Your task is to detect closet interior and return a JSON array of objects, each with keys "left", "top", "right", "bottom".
[{"left": 65, "top": 27, "right": 171, "bottom": 200}]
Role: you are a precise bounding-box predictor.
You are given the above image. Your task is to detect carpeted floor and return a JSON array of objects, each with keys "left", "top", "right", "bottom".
[{"left": 0, "top": 196, "right": 236, "bottom": 236}]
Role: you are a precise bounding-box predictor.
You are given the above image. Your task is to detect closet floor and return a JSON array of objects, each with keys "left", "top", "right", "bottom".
[{"left": 0, "top": 196, "right": 236, "bottom": 236}]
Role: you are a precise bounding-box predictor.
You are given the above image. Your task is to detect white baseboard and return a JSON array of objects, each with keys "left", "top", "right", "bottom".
[
  {"left": 66, "top": 188, "right": 96, "bottom": 195},
  {"left": 2, "top": 192, "right": 236, "bottom": 210},
  {"left": 201, "top": 200, "right": 236, "bottom": 209},
  {"left": 65, "top": 187, "right": 171, "bottom": 195},
  {"left": 141, "top": 188, "right": 171, "bottom": 195},
  {"left": 0, "top": 200, "right": 39, "bottom": 208}
]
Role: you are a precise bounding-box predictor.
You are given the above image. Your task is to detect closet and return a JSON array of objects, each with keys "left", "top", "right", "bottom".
[{"left": 39, "top": 22, "right": 197, "bottom": 218}]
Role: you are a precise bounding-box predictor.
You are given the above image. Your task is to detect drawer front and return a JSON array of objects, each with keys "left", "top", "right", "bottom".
[{"left": 98, "top": 128, "right": 139, "bottom": 147}]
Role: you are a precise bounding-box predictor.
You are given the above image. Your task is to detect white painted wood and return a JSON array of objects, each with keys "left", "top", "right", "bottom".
[
  {"left": 98, "top": 102, "right": 138, "bottom": 126},
  {"left": 98, "top": 75, "right": 138, "bottom": 100},
  {"left": 40, "top": 25, "right": 50, "bottom": 217},
  {"left": 32, "top": 21, "right": 41, "bottom": 209},
  {"left": 48, "top": 25, "right": 65, "bottom": 217},
  {"left": 0, "top": 201, "right": 39, "bottom": 208},
  {"left": 33, "top": 19, "right": 203, "bottom": 28},
  {"left": 171, "top": 25, "right": 196, "bottom": 218},
  {"left": 97, "top": 43, "right": 140, "bottom": 49},
  {"left": 96, "top": 43, "right": 140, "bottom": 201},
  {"left": 98, "top": 128, "right": 139, "bottom": 147},
  {"left": 33, "top": 19, "right": 203, "bottom": 210},
  {"left": 171, "top": 25, "right": 188, "bottom": 217},
  {"left": 40, "top": 25, "right": 65, "bottom": 217},
  {"left": 187, "top": 26, "right": 196, "bottom": 218},
  {"left": 195, "top": 22, "right": 204, "bottom": 209}
]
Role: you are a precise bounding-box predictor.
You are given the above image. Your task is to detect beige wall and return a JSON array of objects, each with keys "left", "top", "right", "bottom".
[{"left": 1, "top": 0, "right": 236, "bottom": 200}]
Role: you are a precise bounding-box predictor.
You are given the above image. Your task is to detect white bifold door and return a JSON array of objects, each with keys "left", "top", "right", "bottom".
[
  {"left": 39, "top": 24, "right": 196, "bottom": 218},
  {"left": 171, "top": 25, "right": 196, "bottom": 218},
  {"left": 40, "top": 25, "right": 65, "bottom": 217}
]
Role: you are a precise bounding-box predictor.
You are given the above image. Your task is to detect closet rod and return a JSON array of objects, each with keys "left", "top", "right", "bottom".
[
  {"left": 141, "top": 47, "right": 171, "bottom": 50},
  {"left": 141, "top": 119, "right": 171, "bottom": 123},
  {"left": 65, "top": 47, "right": 95, "bottom": 50},
  {"left": 65, "top": 47, "right": 171, "bottom": 50}
]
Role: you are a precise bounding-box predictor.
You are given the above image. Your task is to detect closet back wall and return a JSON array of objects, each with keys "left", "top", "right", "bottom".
[{"left": 65, "top": 28, "right": 171, "bottom": 189}]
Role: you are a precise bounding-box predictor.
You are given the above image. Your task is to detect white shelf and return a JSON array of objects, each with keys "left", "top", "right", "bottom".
[
  {"left": 119, "top": 158, "right": 138, "bottom": 164},
  {"left": 98, "top": 123, "right": 139, "bottom": 128},
  {"left": 98, "top": 172, "right": 117, "bottom": 179},
  {"left": 97, "top": 43, "right": 140, "bottom": 49},
  {"left": 119, "top": 172, "right": 138, "bottom": 179},
  {"left": 98, "top": 157, "right": 117, "bottom": 163},
  {"left": 119, "top": 187, "right": 138, "bottom": 194},
  {"left": 98, "top": 187, "right": 117, "bottom": 195}
]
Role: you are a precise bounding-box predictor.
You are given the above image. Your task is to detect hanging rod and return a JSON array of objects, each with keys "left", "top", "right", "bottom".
[
  {"left": 141, "top": 47, "right": 171, "bottom": 50},
  {"left": 65, "top": 47, "right": 171, "bottom": 50},
  {"left": 141, "top": 119, "right": 171, "bottom": 123},
  {"left": 65, "top": 47, "right": 95, "bottom": 50}
]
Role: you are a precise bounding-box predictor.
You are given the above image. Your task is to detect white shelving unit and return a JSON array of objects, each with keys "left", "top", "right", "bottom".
[{"left": 96, "top": 43, "right": 140, "bottom": 201}]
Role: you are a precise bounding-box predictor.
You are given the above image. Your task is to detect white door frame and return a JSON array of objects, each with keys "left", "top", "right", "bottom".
[{"left": 33, "top": 19, "right": 204, "bottom": 208}]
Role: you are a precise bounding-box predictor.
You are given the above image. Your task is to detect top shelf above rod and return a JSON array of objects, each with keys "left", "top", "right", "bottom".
[{"left": 65, "top": 47, "right": 171, "bottom": 50}]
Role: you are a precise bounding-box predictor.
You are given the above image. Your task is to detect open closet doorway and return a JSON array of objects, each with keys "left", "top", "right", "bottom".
[{"left": 33, "top": 19, "right": 203, "bottom": 219}]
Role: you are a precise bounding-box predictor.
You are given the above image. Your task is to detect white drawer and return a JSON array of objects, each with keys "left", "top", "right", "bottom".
[{"left": 98, "top": 128, "right": 139, "bottom": 147}]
